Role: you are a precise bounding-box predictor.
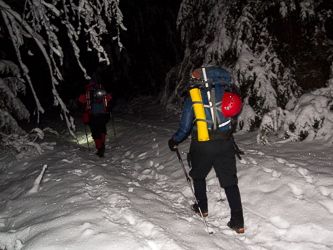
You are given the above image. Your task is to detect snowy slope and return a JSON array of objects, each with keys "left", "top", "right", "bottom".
[{"left": 0, "top": 96, "right": 333, "bottom": 250}]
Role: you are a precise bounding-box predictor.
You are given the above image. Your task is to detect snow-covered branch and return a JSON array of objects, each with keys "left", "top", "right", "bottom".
[
  {"left": 258, "top": 86, "right": 333, "bottom": 145},
  {"left": 0, "top": 0, "right": 126, "bottom": 144}
]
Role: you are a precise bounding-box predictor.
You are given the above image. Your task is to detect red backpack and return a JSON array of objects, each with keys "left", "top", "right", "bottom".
[{"left": 83, "top": 83, "right": 107, "bottom": 123}]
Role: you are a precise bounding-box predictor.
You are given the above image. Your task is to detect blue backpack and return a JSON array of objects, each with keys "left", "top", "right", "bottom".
[{"left": 86, "top": 84, "right": 107, "bottom": 114}]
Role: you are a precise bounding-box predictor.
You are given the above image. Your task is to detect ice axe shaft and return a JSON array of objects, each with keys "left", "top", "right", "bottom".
[{"left": 202, "top": 67, "right": 215, "bottom": 125}]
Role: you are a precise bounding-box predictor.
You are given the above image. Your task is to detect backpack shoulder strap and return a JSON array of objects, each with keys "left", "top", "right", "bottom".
[{"left": 86, "top": 86, "right": 92, "bottom": 110}]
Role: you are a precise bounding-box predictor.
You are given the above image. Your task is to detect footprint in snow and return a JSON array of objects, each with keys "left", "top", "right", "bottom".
[
  {"left": 317, "top": 186, "right": 331, "bottom": 197},
  {"left": 124, "top": 151, "right": 131, "bottom": 157},
  {"left": 275, "top": 157, "right": 296, "bottom": 167},
  {"left": 261, "top": 166, "right": 281, "bottom": 178},
  {"left": 260, "top": 167, "right": 276, "bottom": 178},
  {"left": 138, "top": 152, "right": 147, "bottom": 159},
  {"left": 136, "top": 221, "right": 157, "bottom": 237},
  {"left": 121, "top": 159, "right": 132, "bottom": 163},
  {"left": 286, "top": 162, "right": 297, "bottom": 168},
  {"left": 247, "top": 157, "right": 258, "bottom": 165},
  {"left": 61, "top": 159, "right": 73, "bottom": 164},
  {"left": 123, "top": 213, "right": 136, "bottom": 225},
  {"left": 79, "top": 222, "right": 96, "bottom": 237},
  {"left": 121, "top": 211, "right": 159, "bottom": 238},
  {"left": 318, "top": 200, "right": 333, "bottom": 214},
  {"left": 153, "top": 162, "right": 160, "bottom": 168},
  {"left": 68, "top": 169, "right": 87, "bottom": 176},
  {"left": 297, "top": 167, "right": 308, "bottom": 176},
  {"left": 269, "top": 216, "right": 290, "bottom": 229},
  {"left": 275, "top": 157, "right": 287, "bottom": 164},
  {"left": 107, "top": 193, "right": 131, "bottom": 209},
  {"left": 142, "top": 168, "right": 153, "bottom": 175},
  {"left": 82, "top": 228, "right": 95, "bottom": 237},
  {"left": 239, "top": 158, "right": 247, "bottom": 164},
  {"left": 288, "top": 183, "right": 304, "bottom": 199},
  {"left": 271, "top": 171, "right": 282, "bottom": 178},
  {"left": 128, "top": 181, "right": 141, "bottom": 187},
  {"left": 297, "top": 167, "right": 314, "bottom": 184},
  {"left": 124, "top": 151, "right": 134, "bottom": 158},
  {"left": 246, "top": 149, "right": 258, "bottom": 154}
]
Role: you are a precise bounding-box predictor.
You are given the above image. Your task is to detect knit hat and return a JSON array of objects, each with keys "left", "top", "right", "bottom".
[{"left": 192, "top": 68, "right": 202, "bottom": 79}]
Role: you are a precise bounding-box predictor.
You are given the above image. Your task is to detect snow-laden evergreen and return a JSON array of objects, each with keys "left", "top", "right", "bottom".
[
  {"left": 163, "top": 0, "right": 333, "bottom": 143},
  {"left": 258, "top": 82, "right": 333, "bottom": 145},
  {"left": 0, "top": 60, "right": 29, "bottom": 136},
  {"left": 0, "top": 0, "right": 126, "bottom": 142}
]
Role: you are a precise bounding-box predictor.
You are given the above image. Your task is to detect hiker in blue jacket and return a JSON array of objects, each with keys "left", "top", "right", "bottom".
[{"left": 168, "top": 66, "right": 245, "bottom": 234}]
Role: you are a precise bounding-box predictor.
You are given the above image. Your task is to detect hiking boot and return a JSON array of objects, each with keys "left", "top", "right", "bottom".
[
  {"left": 191, "top": 199, "right": 208, "bottom": 217},
  {"left": 96, "top": 148, "right": 104, "bottom": 158},
  {"left": 227, "top": 221, "right": 244, "bottom": 234},
  {"left": 227, "top": 210, "right": 244, "bottom": 234}
]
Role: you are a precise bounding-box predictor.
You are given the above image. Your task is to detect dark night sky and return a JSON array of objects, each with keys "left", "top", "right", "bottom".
[
  {"left": 61, "top": 0, "right": 184, "bottom": 103},
  {"left": 0, "top": 0, "right": 184, "bottom": 114}
]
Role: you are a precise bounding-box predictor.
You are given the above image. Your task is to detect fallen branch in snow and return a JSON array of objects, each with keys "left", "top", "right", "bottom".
[
  {"left": 0, "top": 126, "right": 61, "bottom": 158},
  {"left": 0, "top": 132, "right": 43, "bottom": 157},
  {"left": 28, "top": 164, "right": 48, "bottom": 194}
]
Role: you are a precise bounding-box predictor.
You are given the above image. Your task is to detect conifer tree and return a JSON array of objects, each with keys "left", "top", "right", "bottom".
[
  {"left": 164, "top": 0, "right": 332, "bottom": 142},
  {"left": 0, "top": 0, "right": 126, "bottom": 154},
  {"left": 0, "top": 60, "right": 29, "bottom": 135}
]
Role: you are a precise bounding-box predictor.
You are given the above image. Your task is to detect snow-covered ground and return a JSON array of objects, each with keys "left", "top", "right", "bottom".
[{"left": 0, "top": 96, "right": 333, "bottom": 250}]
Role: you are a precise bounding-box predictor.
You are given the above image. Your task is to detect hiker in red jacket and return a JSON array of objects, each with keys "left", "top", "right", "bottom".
[{"left": 79, "top": 77, "right": 112, "bottom": 158}]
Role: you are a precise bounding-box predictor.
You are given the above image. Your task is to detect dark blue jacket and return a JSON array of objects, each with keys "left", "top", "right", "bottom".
[{"left": 173, "top": 67, "right": 231, "bottom": 142}]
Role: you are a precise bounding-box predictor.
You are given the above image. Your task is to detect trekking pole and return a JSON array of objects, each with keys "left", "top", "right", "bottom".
[
  {"left": 175, "top": 147, "right": 213, "bottom": 234},
  {"left": 110, "top": 111, "right": 116, "bottom": 138},
  {"left": 230, "top": 134, "right": 244, "bottom": 160},
  {"left": 216, "top": 177, "right": 226, "bottom": 202},
  {"left": 84, "top": 124, "right": 90, "bottom": 149}
]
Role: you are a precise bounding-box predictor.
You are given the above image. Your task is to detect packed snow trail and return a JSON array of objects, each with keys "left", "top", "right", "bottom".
[{"left": 0, "top": 96, "right": 333, "bottom": 249}]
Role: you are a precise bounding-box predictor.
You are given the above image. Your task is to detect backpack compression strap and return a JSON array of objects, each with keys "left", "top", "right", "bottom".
[
  {"left": 192, "top": 101, "right": 213, "bottom": 124},
  {"left": 202, "top": 103, "right": 230, "bottom": 128},
  {"left": 210, "top": 85, "right": 221, "bottom": 130}
]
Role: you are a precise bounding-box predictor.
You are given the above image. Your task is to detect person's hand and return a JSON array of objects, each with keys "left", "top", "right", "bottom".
[{"left": 168, "top": 138, "right": 179, "bottom": 151}]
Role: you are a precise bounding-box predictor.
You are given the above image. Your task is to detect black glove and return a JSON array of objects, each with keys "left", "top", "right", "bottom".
[{"left": 168, "top": 138, "right": 179, "bottom": 151}]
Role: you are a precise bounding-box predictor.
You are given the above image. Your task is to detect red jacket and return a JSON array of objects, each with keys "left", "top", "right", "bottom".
[{"left": 79, "top": 82, "right": 112, "bottom": 113}]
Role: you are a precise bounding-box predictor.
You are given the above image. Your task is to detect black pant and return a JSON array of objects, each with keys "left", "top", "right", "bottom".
[
  {"left": 189, "top": 139, "right": 237, "bottom": 188},
  {"left": 89, "top": 114, "right": 107, "bottom": 139},
  {"left": 189, "top": 139, "right": 243, "bottom": 214}
]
